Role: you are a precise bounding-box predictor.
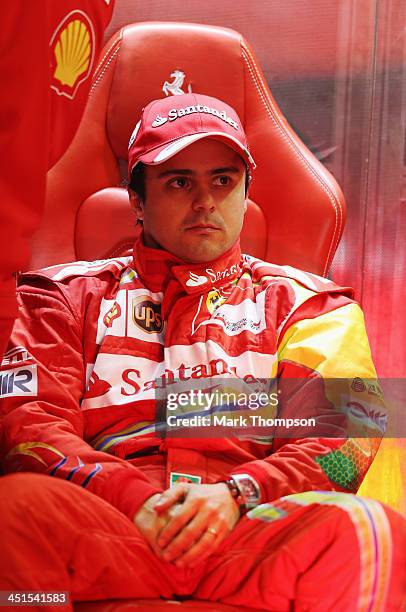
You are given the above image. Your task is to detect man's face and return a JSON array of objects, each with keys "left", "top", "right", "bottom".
[{"left": 131, "top": 139, "right": 247, "bottom": 263}]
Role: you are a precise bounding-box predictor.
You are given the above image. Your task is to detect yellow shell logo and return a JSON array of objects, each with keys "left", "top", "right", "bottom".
[
  {"left": 50, "top": 10, "right": 95, "bottom": 99},
  {"left": 54, "top": 20, "right": 90, "bottom": 87}
]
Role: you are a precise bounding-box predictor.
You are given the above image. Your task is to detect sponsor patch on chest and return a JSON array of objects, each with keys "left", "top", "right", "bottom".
[
  {"left": 132, "top": 296, "right": 163, "bottom": 334},
  {"left": 170, "top": 472, "right": 202, "bottom": 486},
  {"left": 96, "top": 288, "right": 164, "bottom": 344}
]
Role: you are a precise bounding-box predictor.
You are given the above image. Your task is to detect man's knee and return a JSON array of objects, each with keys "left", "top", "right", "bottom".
[
  {"left": 0, "top": 472, "right": 91, "bottom": 532},
  {"left": 2, "top": 472, "right": 74, "bottom": 504}
]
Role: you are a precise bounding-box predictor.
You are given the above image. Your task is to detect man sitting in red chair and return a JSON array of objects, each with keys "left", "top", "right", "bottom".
[{"left": 1, "top": 94, "right": 405, "bottom": 611}]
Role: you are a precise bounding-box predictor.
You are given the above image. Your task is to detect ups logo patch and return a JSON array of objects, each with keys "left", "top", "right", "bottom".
[{"left": 132, "top": 296, "right": 163, "bottom": 334}]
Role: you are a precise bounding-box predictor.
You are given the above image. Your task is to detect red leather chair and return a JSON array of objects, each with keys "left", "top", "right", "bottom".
[
  {"left": 31, "top": 21, "right": 345, "bottom": 275},
  {"left": 32, "top": 21, "right": 347, "bottom": 612}
]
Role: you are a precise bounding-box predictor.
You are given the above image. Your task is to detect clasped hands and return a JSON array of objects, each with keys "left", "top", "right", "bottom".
[{"left": 133, "top": 482, "right": 240, "bottom": 569}]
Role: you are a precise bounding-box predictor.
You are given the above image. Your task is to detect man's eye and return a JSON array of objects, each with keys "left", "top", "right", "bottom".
[
  {"left": 169, "top": 177, "right": 189, "bottom": 189},
  {"left": 213, "top": 176, "right": 231, "bottom": 186}
]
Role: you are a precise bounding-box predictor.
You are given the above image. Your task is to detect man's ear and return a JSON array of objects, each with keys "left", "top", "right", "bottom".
[{"left": 128, "top": 190, "right": 144, "bottom": 221}]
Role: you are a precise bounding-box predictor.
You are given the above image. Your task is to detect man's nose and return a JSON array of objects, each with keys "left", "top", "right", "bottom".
[{"left": 192, "top": 186, "right": 215, "bottom": 211}]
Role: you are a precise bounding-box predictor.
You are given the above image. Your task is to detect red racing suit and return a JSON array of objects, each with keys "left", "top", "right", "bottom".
[
  {"left": 2, "top": 236, "right": 405, "bottom": 611},
  {"left": 0, "top": 236, "right": 385, "bottom": 521}
]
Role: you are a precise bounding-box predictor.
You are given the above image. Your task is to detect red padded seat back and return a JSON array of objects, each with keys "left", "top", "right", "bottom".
[{"left": 32, "top": 22, "right": 345, "bottom": 275}]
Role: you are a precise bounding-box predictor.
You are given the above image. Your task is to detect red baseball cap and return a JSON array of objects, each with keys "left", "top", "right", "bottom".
[{"left": 128, "top": 93, "right": 256, "bottom": 174}]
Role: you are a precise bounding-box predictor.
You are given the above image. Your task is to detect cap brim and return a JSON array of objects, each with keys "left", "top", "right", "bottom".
[{"left": 135, "top": 132, "right": 256, "bottom": 170}]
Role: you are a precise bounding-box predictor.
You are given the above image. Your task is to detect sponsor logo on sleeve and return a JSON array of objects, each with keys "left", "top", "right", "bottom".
[
  {"left": 0, "top": 365, "right": 37, "bottom": 398},
  {"left": 1, "top": 346, "right": 34, "bottom": 367}
]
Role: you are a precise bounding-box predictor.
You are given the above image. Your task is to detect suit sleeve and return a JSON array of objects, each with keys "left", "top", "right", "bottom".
[
  {"left": 0, "top": 281, "right": 162, "bottom": 520},
  {"left": 227, "top": 300, "right": 385, "bottom": 503}
]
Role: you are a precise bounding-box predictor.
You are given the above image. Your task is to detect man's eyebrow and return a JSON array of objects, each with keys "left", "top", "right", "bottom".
[
  {"left": 158, "top": 169, "right": 194, "bottom": 178},
  {"left": 157, "top": 166, "right": 241, "bottom": 178},
  {"left": 210, "top": 166, "right": 241, "bottom": 175}
]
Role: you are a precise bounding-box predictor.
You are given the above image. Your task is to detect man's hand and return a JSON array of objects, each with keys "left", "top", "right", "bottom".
[
  {"left": 153, "top": 482, "right": 240, "bottom": 568},
  {"left": 133, "top": 493, "right": 178, "bottom": 557}
]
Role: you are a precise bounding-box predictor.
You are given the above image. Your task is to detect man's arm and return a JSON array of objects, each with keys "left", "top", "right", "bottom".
[
  {"left": 151, "top": 300, "right": 384, "bottom": 567},
  {"left": 0, "top": 280, "right": 162, "bottom": 521},
  {"left": 222, "top": 301, "right": 384, "bottom": 503}
]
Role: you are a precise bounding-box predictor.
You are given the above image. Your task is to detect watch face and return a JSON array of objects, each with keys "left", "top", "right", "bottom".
[
  {"left": 232, "top": 474, "right": 261, "bottom": 508},
  {"left": 239, "top": 479, "right": 257, "bottom": 497}
]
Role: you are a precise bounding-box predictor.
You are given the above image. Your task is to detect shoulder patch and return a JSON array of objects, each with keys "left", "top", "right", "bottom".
[
  {"left": 22, "top": 256, "right": 134, "bottom": 284},
  {"left": 243, "top": 255, "right": 353, "bottom": 297},
  {"left": 0, "top": 363, "right": 37, "bottom": 398}
]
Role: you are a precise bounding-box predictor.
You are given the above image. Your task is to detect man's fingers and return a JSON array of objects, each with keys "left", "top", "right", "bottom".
[
  {"left": 160, "top": 513, "right": 207, "bottom": 562},
  {"left": 174, "top": 526, "right": 224, "bottom": 568},
  {"left": 154, "top": 483, "right": 188, "bottom": 513},
  {"left": 157, "top": 499, "right": 197, "bottom": 548},
  {"left": 160, "top": 509, "right": 223, "bottom": 562},
  {"left": 155, "top": 482, "right": 240, "bottom": 560},
  {"left": 142, "top": 530, "right": 164, "bottom": 558}
]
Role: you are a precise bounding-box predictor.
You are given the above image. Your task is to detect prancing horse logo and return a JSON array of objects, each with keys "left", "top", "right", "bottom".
[{"left": 162, "top": 70, "right": 192, "bottom": 96}]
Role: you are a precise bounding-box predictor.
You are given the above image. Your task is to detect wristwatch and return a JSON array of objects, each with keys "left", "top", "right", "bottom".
[{"left": 223, "top": 473, "right": 261, "bottom": 514}]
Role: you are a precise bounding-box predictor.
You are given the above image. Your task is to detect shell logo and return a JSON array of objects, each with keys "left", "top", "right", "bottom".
[{"left": 50, "top": 10, "right": 95, "bottom": 99}]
